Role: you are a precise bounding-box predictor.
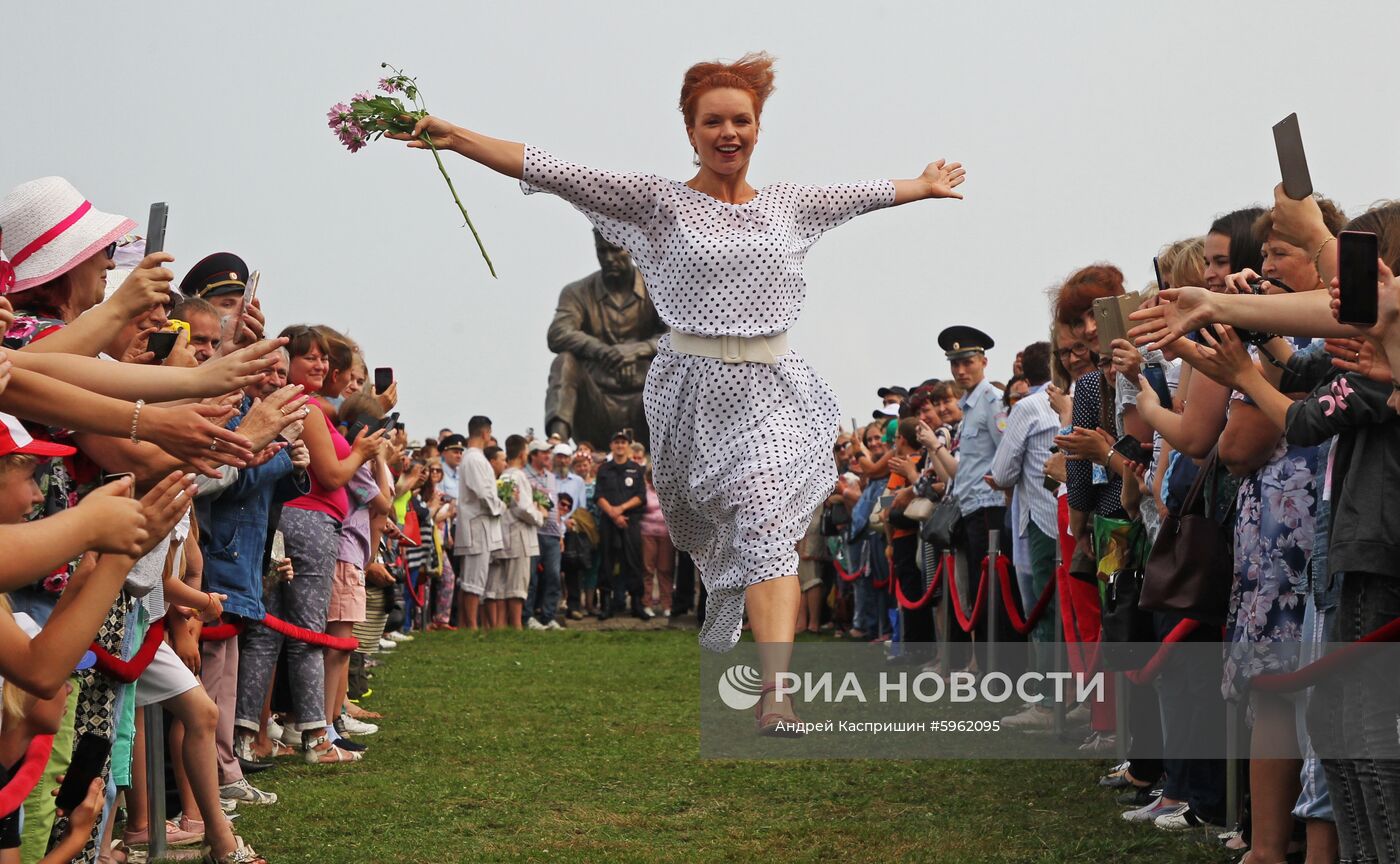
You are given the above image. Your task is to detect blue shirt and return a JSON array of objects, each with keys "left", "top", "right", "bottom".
[
  {"left": 954, "top": 378, "right": 1006, "bottom": 516},
  {"left": 989, "top": 384, "right": 1060, "bottom": 540}
]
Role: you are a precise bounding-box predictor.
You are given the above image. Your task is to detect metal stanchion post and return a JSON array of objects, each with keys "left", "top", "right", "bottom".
[
  {"left": 145, "top": 704, "right": 167, "bottom": 860},
  {"left": 987, "top": 529, "right": 1000, "bottom": 676},
  {"left": 938, "top": 548, "right": 952, "bottom": 679},
  {"left": 1226, "top": 697, "right": 1242, "bottom": 832},
  {"left": 1114, "top": 671, "right": 1129, "bottom": 763},
  {"left": 1052, "top": 541, "right": 1065, "bottom": 736}
]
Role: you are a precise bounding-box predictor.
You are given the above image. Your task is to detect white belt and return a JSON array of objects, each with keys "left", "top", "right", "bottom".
[{"left": 669, "top": 331, "right": 789, "bottom": 364}]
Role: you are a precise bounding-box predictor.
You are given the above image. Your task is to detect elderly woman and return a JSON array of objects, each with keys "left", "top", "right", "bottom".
[{"left": 394, "top": 52, "right": 966, "bottom": 732}]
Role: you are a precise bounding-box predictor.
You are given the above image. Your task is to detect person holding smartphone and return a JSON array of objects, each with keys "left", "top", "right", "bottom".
[{"left": 236, "top": 325, "right": 383, "bottom": 767}]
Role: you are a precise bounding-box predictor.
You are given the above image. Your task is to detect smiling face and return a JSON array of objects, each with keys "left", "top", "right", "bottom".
[
  {"left": 67, "top": 249, "right": 115, "bottom": 315},
  {"left": 687, "top": 88, "right": 759, "bottom": 177},
  {"left": 288, "top": 343, "right": 329, "bottom": 393},
  {"left": 1203, "top": 232, "right": 1232, "bottom": 291}
]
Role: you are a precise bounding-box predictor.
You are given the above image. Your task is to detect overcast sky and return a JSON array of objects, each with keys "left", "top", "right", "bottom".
[{"left": 8, "top": 1, "right": 1400, "bottom": 442}]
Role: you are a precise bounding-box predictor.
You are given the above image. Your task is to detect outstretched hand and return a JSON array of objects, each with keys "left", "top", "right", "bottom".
[{"left": 922, "top": 160, "right": 966, "bottom": 200}]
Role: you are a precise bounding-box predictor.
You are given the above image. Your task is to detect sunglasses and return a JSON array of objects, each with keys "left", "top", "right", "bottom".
[{"left": 102, "top": 241, "right": 118, "bottom": 260}]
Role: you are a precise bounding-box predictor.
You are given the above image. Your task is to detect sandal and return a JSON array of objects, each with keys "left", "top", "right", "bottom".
[
  {"left": 203, "top": 835, "right": 268, "bottom": 864},
  {"left": 303, "top": 734, "right": 363, "bottom": 764},
  {"left": 754, "top": 683, "right": 807, "bottom": 737}
]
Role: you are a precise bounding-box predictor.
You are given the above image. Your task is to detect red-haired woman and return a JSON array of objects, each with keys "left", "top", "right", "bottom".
[{"left": 394, "top": 53, "right": 965, "bottom": 732}]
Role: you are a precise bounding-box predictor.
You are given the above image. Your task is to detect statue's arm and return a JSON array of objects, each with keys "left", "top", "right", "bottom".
[{"left": 546, "top": 290, "right": 610, "bottom": 361}]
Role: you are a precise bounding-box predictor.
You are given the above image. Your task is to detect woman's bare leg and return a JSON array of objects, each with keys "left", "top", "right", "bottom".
[{"left": 747, "top": 575, "right": 800, "bottom": 720}]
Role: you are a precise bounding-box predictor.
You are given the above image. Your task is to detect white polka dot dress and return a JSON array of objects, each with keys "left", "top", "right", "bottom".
[{"left": 522, "top": 146, "right": 894, "bottom": 652}]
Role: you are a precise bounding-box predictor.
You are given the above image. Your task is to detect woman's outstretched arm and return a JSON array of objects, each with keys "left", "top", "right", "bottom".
[{"left": 391, "top": 116, "right": 525, "bottom": 179}]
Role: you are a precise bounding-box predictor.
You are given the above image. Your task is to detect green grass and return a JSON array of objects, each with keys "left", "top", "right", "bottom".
[{"left": 229, "top": 629, "right": 1232, "bottom": 863}]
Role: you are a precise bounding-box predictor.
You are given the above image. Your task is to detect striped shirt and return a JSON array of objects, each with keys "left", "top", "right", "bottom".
[{"left": 990, "top": 384, "right": 1060, "bottom": 540}]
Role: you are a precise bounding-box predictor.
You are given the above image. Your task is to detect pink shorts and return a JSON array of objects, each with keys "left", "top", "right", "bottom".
[{"left": 328, "top": 561, "right": 367, "bottom": 623}]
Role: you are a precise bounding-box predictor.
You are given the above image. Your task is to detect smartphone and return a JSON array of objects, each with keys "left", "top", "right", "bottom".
[
  {"left": 242, "top": 270, "right": 260, "bottom": 309},
  {"left": 1152, "top": 256, "right": 1166, "bottom": 293},
  {"left": 345, "top": 420, "right": 368, "bottom": 443},
  {"left": 1272, "top": 113, "right": 1313, "bottom": 201},
  {"left": 1042, "top": 475, "right": 1061, "bottom": 493},
  {"left": 55, "top": 733, "right": 112, "bottom": 813},
  {"left": 270, "top": 529, "right": 286, "bottom": 563},
  {"left": 146, "top": 330, "right": 178, "bottom": 361},
  {"left": 374, "top": 367, "right": 393, "bottom": 393},
  {"left": 1092, "top": 291, "right": 1144, "bottom": 355},
  {"left": 1142, "top": 361, "right": 1174, "bottom": 407},
  {"left": 1337, "top": 230, "right": 1379, "bottom": 327},
  {"left": 1111, "top": 434, "right": 1151, "bottom": 466},
  {"left": 145, "top": 203, "right": 169, "bottom": 255},
  {"left": 100, "top": 471, "right": 136, "bottom": 497}
]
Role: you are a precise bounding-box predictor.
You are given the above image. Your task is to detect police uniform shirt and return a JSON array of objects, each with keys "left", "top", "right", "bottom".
[
  {"left": 953, "top": 377, "right": 1007, "bottom": 517},
  {"left": 594, "top": 458, "right": 645, "bottom": 520}
]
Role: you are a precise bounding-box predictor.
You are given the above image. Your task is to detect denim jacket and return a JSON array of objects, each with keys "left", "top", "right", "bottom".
[{"left": 198, "top": 402, "right": 310, "bottom": 621}]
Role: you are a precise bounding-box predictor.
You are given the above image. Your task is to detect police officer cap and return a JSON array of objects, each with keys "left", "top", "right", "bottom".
[
  {"left": 938, "top": 325, "right": 994, "bottom": 360},
  {"left": 179, "top": 252, "right": 248, "bottom": 299}
]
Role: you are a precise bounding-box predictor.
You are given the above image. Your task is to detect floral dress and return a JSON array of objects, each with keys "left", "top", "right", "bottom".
[{"left": 1222, "top": 389, "right": 1320, "bottom": 701}]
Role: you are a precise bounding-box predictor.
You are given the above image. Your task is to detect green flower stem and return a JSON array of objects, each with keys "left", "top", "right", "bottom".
[{"left": 421, "top": 132, "right": 496, "bottom": 279}]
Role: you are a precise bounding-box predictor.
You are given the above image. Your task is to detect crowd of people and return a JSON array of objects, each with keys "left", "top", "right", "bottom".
[
  {"left": 797, "top": 184, "right": 1400, "bottom": 864},
  {"left": 3, "top": 151, "right": 1400, "bottom": 864}
]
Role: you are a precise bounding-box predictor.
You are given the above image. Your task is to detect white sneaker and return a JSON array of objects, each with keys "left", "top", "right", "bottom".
[
  {"left": 1000, "top": 704, "right": 1056, "bottom": 730},
  {"left": 1122, "top": 796, "right": 1174, "bottom": 823},
  {"left": 1154, "top": 805, "right": 1219, "bottom": 831},
  {"left": 385, "top": 631, "right": 413, "bottom": 643},
  {"left": 663, "top": 608, "right": 672, "bottom": 618},
  {"left": 545, "top": 620, "right": 563, "bottom": 630},
  {"left": 278, "top": 723, "right": 303, "bottom": 750},
  {"left": 378, "top": 638, "right": 397, "bottom": 651},
  {"left": 1065, "top": 702, "right": 1092, "bottom": 726},
  {"left": 219, "top": 778, "right": 279, "bottom": 805},
  {"left": 526, "top": 617, "right": 547, "bottom": 631},
  {"left": 264, "top": 717, "right": 285, "bottom": 744},
  {"left": 338, "top": 713, "right": 378, "bottom": 736}
]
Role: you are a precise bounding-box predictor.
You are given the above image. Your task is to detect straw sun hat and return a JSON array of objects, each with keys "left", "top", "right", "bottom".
[{"left": 0, "top": 177, "right": 136, "bottom": 295}]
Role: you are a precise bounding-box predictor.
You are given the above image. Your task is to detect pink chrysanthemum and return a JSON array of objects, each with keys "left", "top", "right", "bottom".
[{"left": 379, "top": 77, "right": 398, "bottom": 93}]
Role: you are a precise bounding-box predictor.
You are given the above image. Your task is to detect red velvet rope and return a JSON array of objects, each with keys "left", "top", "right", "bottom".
[
  {"left": 261, "top": 614, "right": 359, "bottom": 651},
  {"left": 0, "top": 734, "right": 54, "bottom": 818},
  {"left": 894, "top": 553, "right": 945, "bottom": 610},
  {"left": 1124, "top": 619, "right": 1201, "bottom": 685},
  {"left": 946, "top": 556, "right": 990, "bottom": 634},
  {"left": 405, "top": 569, "right": 427, "bottom": 607},
  {"left": 996, "top": 555, "right": 1058, "bottom": 636},
  {"left": 198, "top": 620, "right": 244, "bottom": 642},
  {"left": 1253, "top": 615, "right": 1400, "bottom": 693},
  {"left": 834, "top": 558, "right": 867, "bottom": 583},
  {"left": 90, "top": 619, "right": 166, "bottom": 683}
]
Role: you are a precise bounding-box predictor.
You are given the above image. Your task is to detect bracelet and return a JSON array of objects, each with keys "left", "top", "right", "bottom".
[
  {"left": 1312, "top": 236, "right": 1335, "bottom": 273},
  {"left": 130, "top": 399, "right": 145, "bottom": 443}
]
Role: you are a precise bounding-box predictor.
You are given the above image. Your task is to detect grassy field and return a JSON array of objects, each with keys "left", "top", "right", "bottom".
[{"left": 228, "top": 628, "right": 1233, "bottom": 863}]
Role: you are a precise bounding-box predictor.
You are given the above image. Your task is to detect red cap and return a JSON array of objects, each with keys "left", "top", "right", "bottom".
[{"left": 0, "top": 413, "right": 76, "bottom": 458}]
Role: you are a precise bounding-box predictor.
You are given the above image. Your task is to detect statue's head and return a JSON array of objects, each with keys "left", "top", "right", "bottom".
[{"left": 593, "top": 229, "right": 633, "bottom": 283}]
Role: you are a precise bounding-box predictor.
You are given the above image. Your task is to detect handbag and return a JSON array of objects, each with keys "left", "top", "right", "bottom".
[
  {"left": 904, "top": 496, "right": 934, "bottom": 522},
  {"left": 1139, "top": 447, "right": 1234, "bottom": 625},
  {"left": 919, "top": 489, "right": 962, "bottom": 549}
]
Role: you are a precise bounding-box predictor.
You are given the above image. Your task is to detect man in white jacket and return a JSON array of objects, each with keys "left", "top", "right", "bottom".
[{"left": 453, "top": 416, "right": 503, "bottom": 630}]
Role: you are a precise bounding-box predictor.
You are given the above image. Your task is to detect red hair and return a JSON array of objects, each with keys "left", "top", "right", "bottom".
[
  {"left": 678, "top": 52, "right": 776, "bottom": 126},
  {"left": 1054, "top": 264, "right": 1125, "bottom": 327}
]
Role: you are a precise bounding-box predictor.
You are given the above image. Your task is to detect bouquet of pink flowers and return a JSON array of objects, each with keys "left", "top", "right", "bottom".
[{"left": 328, "top": 63, "right": 495, "bottom": 277}]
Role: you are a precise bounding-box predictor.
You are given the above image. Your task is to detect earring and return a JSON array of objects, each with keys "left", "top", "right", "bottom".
[{"left": 692, "top": 151, "right": 700, "bottom": 167}]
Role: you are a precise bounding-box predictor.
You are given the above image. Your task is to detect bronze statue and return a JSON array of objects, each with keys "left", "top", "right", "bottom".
[{"left": 545, "top": 230, "right": 666, "bottom": 448}]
